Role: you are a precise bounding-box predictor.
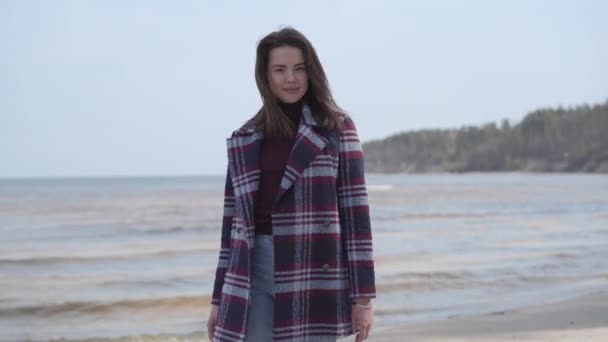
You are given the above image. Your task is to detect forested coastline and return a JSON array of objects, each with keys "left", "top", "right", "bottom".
[{"left": 363, "top": 100, "right": 608, "bottom": 173}]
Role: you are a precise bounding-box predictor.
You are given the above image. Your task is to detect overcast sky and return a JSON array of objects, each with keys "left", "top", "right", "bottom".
[{"left": 2, "top": 0, "right": 607, "bottom": 178}]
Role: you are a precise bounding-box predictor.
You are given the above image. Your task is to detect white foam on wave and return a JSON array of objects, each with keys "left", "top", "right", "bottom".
[
  {"left": 367, "top": 184, "right": 393, "bottom": 191},
  {"left": 0, "top": 238, "right": 215, "bottom": 263}
]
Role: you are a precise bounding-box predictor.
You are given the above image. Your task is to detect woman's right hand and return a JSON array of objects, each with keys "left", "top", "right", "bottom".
[{"left": 207, "top": 304, "right": 219, "bottom": 340}]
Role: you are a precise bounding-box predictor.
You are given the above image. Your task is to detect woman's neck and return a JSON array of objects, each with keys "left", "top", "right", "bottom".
[{"left": 278, "top": 99, "right": 303, "bottom": 120}]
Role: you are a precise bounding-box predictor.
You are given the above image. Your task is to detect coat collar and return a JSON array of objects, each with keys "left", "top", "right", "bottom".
[
  {"left": 232, "top": 103, "right": 321, "bottom": 136},
  {"left": 226, "top": 103, "right": 328, "bottom": 231}
]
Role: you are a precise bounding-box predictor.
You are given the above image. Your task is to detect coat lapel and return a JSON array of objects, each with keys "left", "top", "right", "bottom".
[
  {"left": 226, "top": 103, "right": 328, "bottom": 232},
  {"left": 273, "top": 104, "right": 328, "bottom": 206},
  {"left": 274, "top": 105, "right": 327, "bottom": 204}
]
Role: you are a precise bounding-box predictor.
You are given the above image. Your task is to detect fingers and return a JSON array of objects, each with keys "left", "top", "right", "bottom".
[
  {"left": 353, "top": 319, "right": 372, "bottom": 342},
  {"left": 352, "top": 305, "right": 374, "bottom": 341},
  {"left": 206, "top": 318, "right": 216, "bottom": 341},
  {"left": 357, "top": 321, "right": 371, "bottom": 341},
  {"left": 363, "top": 321, "right": 371, "bottom": 340},
  {"left": 355, "top": 330, "right": 362, "bottom": 342},
  {"left": 206, "top": 321, "right": 213, "bottom": 340}
]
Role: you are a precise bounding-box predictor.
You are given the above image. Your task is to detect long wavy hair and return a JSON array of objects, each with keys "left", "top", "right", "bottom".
[{"left": 251, "top": 26, "right": 346, "bottom": 138}]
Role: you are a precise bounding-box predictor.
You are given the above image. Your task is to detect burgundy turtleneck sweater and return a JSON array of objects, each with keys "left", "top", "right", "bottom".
[{"left": 254, "top": 100, "right": 303, "bottom": 235}]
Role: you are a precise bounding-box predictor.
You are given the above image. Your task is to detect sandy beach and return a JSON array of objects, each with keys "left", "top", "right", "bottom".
[
  {"left": 370, "top": 290, "right": 608, "bottom": 342},
  {"left": 47, "top": 291, "right": 608, "bottom": 342}
]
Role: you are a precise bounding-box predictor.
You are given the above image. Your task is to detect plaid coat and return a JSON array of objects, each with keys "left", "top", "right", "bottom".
[{"left": 211, "top": 104, "right": 376, "bottom": 341}]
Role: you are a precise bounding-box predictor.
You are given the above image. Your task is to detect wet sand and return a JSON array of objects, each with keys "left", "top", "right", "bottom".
[
  {"left": 370, "top": 290, "right": 608, "bottom": 341},
  {"left": 43, "top": 291, "right": 608, "bottom": 341}
]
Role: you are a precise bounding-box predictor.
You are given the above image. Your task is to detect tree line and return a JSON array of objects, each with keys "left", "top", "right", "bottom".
[{"left": 362, "top": 99, "right": 608, "bottom": 173}]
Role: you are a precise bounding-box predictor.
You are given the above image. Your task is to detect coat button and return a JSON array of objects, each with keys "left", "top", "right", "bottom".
[{"left": 323, "top": 263, "right": 330, "bottom": 270}]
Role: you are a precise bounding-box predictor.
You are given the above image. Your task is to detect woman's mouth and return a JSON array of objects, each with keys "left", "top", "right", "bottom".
[{"left": 284, "top": 88, "right": 300, "bottom": 94}]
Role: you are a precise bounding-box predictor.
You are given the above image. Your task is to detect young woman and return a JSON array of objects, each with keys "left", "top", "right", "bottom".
[{"left": 206, "top": 26, "right": 376, "bottom": 342}]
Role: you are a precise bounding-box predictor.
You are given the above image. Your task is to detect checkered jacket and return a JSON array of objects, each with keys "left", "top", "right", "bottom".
[{"left": 211, "top": 104, "right": 376, "bottom": 341}]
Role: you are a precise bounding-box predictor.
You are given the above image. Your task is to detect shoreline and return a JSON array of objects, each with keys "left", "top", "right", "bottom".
[
  {"left": 371, "top": 290, "right": 608, "bottom": 341},
  {"left": 39, "top": 291, "right": 608, "bottom": 341}
]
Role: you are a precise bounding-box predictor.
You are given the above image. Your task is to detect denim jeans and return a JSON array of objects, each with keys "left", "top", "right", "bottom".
[{"left": 245, "top": 234, "right": 275, "bottom": 342}]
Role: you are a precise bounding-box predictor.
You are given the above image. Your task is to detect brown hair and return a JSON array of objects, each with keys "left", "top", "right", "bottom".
[{"left": 251, "top": 26, "right": 346, "bottom": 138}]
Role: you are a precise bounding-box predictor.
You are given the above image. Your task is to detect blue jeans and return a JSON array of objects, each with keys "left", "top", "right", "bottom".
[{"left": 245, "top": 234, "right": 275, "bottom": 342}]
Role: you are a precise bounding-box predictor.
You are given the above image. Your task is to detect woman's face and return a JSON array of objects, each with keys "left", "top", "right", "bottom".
[{"left": 267, "top": 46, "right": 308, "bottom": 103}]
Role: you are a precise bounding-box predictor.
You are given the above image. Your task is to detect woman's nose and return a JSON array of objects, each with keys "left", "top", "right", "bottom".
[{"left": 286, "top": 70, "right": 296, "bottom": 82}]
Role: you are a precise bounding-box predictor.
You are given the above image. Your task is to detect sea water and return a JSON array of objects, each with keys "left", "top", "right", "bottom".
[{"left": 0, "top": 173, "right": 606, "bottom": 341}]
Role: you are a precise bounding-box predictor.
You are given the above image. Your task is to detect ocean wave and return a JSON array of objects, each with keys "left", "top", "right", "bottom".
[
  {"left": 0, "top": 237, "right": 217, "bottom": 265},
  {"left": 130, "top": 223, "right": 220, "bottom": 235},
  {"left": 386, "top": 270, "right": 474, "bottom": 280},
  {"left": 26, "top": 331, "right": 207, "bottom": 342},
  {"left": 378, "top": 265, "right": 604, "bottom": 294},
  {"left": 0, "top": 248, "right": 205, "bottom": 265},
  {"left": 0, "top": 294, "right": 211, "bottom": 318},
  {"left": 367, "top": 184, "right": 393, "bottom": 191}
]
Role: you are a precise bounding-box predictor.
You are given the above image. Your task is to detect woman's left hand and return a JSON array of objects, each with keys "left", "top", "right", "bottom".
[{"left": 351, "top": 299, "right": 374, "bottom": 341}]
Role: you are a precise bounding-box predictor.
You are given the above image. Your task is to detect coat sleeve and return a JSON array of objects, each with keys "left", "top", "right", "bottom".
[
  {"left": 337, "top": 115, "right": 377, "bottom": 300},
  {"left": 211, "top": 165, "right": 235, "bottom": 306}
]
